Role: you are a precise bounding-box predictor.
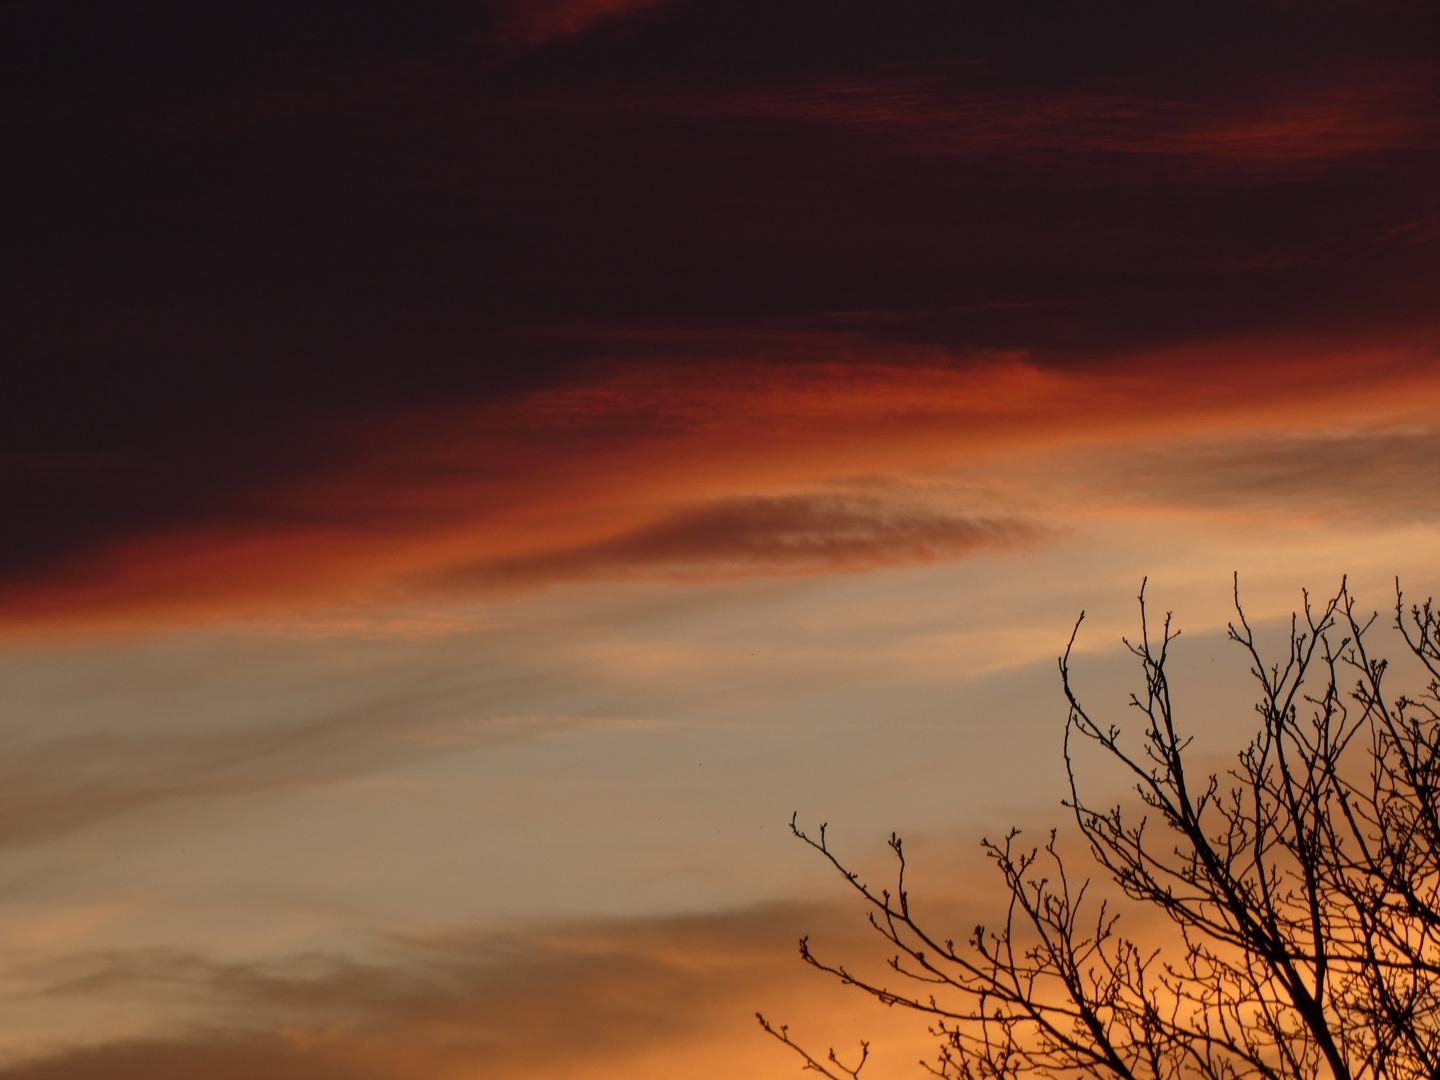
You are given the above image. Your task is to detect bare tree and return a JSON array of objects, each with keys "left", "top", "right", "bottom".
[{"left": 760, "top": 577, "right": 1440, "bottom": 1080}]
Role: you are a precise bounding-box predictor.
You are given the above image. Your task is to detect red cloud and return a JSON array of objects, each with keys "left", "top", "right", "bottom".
[
  {"left": 434, "top": 493, "right": 1040, "bottom": 593},
  {"left": 493, "top": 0, "right": 671, "bottom": 44},
  {"left": 3, "top": 334, "right": 1438, "bottom": 635},
  {"left": 725, "top": 76, "right": 1434, "bottom": 177}
]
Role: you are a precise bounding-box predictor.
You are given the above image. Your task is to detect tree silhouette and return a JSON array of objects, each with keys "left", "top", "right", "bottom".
[{"left": 761, "top": 578, "right": 1440, "bottom": 1080}]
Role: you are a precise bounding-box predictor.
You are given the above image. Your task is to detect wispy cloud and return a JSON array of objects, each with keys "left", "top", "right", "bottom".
[
  {"left": 726, "top": 76, "right": 1436, "bottom": 179},
  {"left": 0, "top": 903, "right": 908, "bottom": 1080},
  {"left": 491, "top": 0, "right": 672, "bottom": 44},
  {"left": 1089, "top": 427, "right": 1440, "bottom": 522},
  {"left": 434, "top": 493, "right": 1041, "bottom": 593},
  {"left": 0, "top": 637, "right": 597, "bottom": 849},
  {"left": 4, "top": 337, "right": 1439, "bottom": 634}
]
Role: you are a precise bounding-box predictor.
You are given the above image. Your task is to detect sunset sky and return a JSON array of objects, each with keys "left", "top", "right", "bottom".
[{"left": 3, "top": 2, "right": 1440, "bottom": 1076}]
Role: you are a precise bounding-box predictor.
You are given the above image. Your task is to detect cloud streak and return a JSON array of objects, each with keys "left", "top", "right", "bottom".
[
  {"left": 0, "top": 903, "right": 908, "bottom": 1080},
  {"left": 726, "top": 76, "right": 1436, "bottom": 178},
  {"left": 435, "top": 493, "right": 1040, "bottom": 593},
  {"left": 0, "top": 628, "right": 607, "bottom": 849},
  {"left": 4, "top": 337, "right": 1440, "bottom": 633},
  {"left": 6, "top": 0, "right": 1437, "bottom": 625},
  {"left": 493, "top": 0, "right": 672, "bottom": 44},
  {"left": 0, "top": 709, "right": 564, "bottom": 852},
  {"left": 1089, "top": 427, "right": 1440, "bottom": 523}
]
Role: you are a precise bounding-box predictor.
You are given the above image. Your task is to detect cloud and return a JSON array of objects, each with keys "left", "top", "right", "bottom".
[
  {"left": 492, "top": 0, "right": 671, "bottom": 44},
  {"left": 435, "top": 493, "right": 1041, "bottom": 593},
  {"left": 0, "top": 626, "right": 605, "bottom": 849},
  {"left": 0, "top": 710, "right": 559, "bottom": 852},
  {"left": 0, "top": 1038, "right": 383, "bottom": 1080},
  {"left": 0, "top": 903, "right": 917, "bottom": 1080},
  {"left": 4, "top": 337, "right": 1440, "bottom": 634},
  {"left": 727, "top": 76, "right": 1435, "bottom": 178},
  {"left": 8, "top": 0, "right": 1438, "bottom": 629},
  {"left": 1092, "top": 427, "right": 1440, "bottom": 522}
]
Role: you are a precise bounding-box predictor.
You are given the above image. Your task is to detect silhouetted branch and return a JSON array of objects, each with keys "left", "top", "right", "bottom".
[{"left": 768, "top": 577, "right": 1440, "bottom": 1080}]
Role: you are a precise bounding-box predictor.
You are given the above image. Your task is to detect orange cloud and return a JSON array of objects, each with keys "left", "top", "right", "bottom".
[
  {"left": 1085, "top": 428, "right": 1440, "bottom": 524},
  {"left": 0, "top": 903, "right": 937, "bottom": 1080},
  {"left": 4, "top": 333, "right": 1439, "bottom": 635}
]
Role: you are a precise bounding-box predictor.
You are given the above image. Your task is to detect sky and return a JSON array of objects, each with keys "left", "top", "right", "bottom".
[{"left": 2, "top": 1, "right": 1439, "bottom": 1076}]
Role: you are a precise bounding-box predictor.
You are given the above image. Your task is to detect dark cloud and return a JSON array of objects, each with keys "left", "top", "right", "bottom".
[
  {"left": 0, "top": 1037, "right": 386, "bottom": 1080},
  {"left": 2, "top": 0, "right": 1436, "bottom": 591},
  {"left": 437, "top": 493, "right": 1042, "bottom": 592},
  {"left": 491, "top": 0, "right": 675, "bottom": 44},
  {"left": 0, "top": 903, "right": 864, "bottom": 1080},
  {"left": 727, "top": 76, "right": 1433, "bottom": 177}
]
